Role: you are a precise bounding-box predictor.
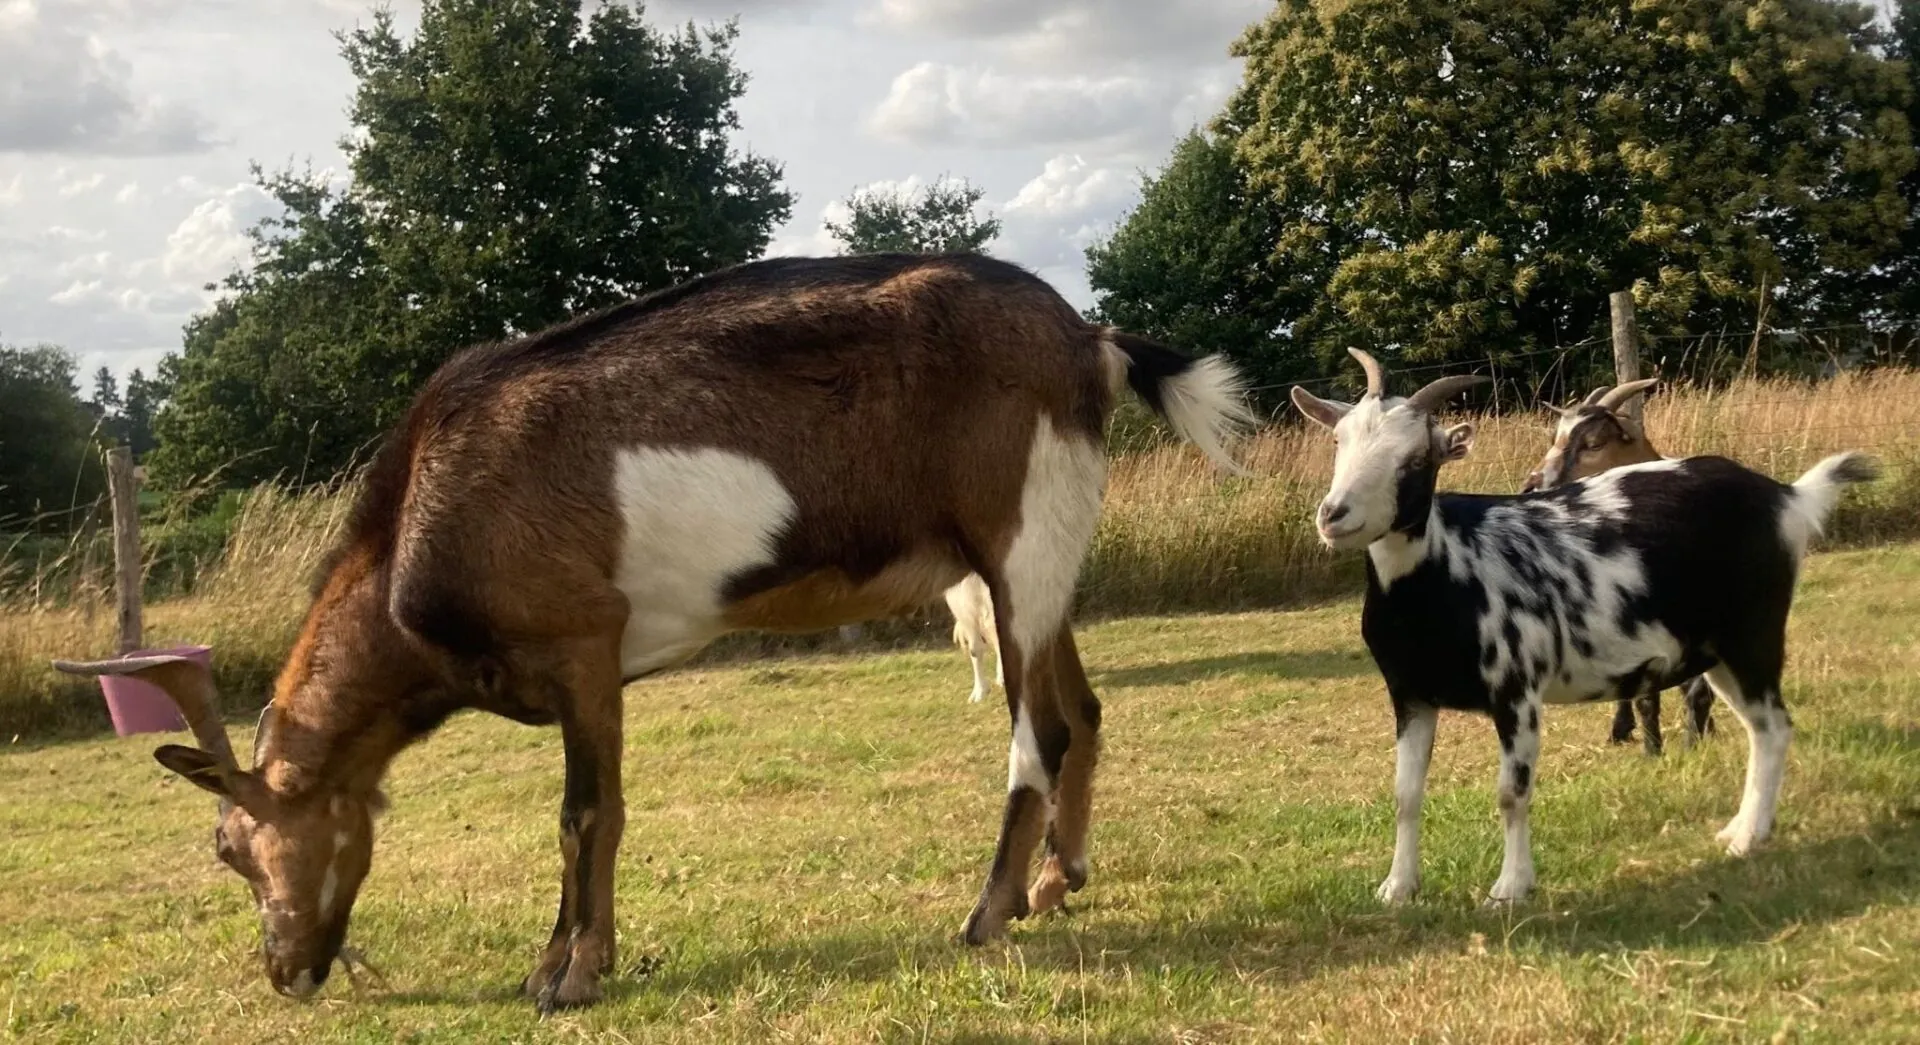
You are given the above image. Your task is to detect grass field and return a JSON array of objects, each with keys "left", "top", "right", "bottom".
[{"left": 5, "top": 543, "right": 1918, "bottom": 1043}]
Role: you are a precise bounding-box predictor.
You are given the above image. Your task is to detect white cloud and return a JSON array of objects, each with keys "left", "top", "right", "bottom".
[
  {"left": 42, "top": 225, "right": 108, "bottom": 243},
  {"left": 0, "top": 0, "right": 217, "bottom": 156},
  {"left": 868, "top": 62, "right": 1178, "bottom": 148},
  {"left": 58, "top": 171, "right": 106, "bottom": 197},
  {"left": 50, "top": 278, "right": 103, "bottom": 305},
  {"left": 113, "top": 180, "right": 141, "bottom": 203},
  {"left": 158, "top": 182, "right": 271, "bottom": 281},
  {"left": 866, "top": 0, "right": 1265, "bottom": 72},
  {"left": 55, "top": 249, "right": 113, "bottom": 276},
  {"left": 1005, "top": 154, "right": 1133, "bottom": 219},
  {"left": 0, "top": 171, "right": 23, "bottom": 203}
]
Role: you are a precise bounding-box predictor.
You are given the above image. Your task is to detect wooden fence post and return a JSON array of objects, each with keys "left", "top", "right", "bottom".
[
  {"left": 106, "top": 445, "right": 143, "bottom": 655},
  {"left": 1609, "top": 289, "right": 1643, "bottom": 421}
]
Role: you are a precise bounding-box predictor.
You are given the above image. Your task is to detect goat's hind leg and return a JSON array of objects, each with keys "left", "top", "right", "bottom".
[
  {"left": 1486, "top": 697, "right": 1542, "bottom": 904},
  {"left": 958, "top": 424, "right": 1105, "bottom": 945},
  {"left": 1028, "top": 624, "right": 1101, "bottom": 917},
  {"left": 1635, "top": 686, "right": 1664, "bottom": 757},
  {"left": 1704, "top": 662, "right": 1791, "bottom": 856}
]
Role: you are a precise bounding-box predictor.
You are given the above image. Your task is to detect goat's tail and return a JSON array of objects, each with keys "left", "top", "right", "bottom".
[
  {"left": 1102, "top": 331, "right": 1258, "bottom": 475},
  {"left": 1782, "top": 451, "right": 1881, "bottom": 552}
]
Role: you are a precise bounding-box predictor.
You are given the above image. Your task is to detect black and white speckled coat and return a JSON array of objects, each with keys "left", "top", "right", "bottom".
[{"left": 1291, "top": 349, "right": 1877, "bottom": 905}]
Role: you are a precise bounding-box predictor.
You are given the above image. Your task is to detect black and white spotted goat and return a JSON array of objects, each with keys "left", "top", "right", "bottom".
[{"left": 1290, "top": 349, "right": 1878, "bottom": 904}]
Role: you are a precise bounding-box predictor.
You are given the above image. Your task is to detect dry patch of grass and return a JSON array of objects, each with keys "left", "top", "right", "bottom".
[{"left": 4, "top": 545, "right": 1919, "bottom": 1042}]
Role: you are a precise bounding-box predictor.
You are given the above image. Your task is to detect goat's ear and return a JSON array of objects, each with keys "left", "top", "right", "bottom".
[
  {"left": 1291, "top": 386, "right": 1352, "bottom": 430},
  {"left": 1442, "top": 422, "right": 1475, "bottom": 461},
  {"left": 154, "top": 744, "right": 233, "bottom": 798}
]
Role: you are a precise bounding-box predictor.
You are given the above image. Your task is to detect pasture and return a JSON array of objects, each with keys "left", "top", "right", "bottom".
[{"left": 6, "top": 543, "right": 1919, "bottom": 1043}]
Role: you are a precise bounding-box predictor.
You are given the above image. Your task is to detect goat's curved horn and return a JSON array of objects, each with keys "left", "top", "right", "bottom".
[
  {"left": 1346, "top": 347, "right": 1386, "bottom": 398},
  {"left": 1406, "top": 374, "right": 1491, "bottom": 414},
  {"left": 1581, "top": 385, "right": 1612, "bottom": 407},
  {"left": 1597, "top": 378, "right": 1660, "bottom": 412},
  {"left": 54, "top": 654, "right": 237, "bottom": 775}
]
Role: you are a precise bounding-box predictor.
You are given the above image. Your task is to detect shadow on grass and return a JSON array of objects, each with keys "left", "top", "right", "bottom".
[
  {"left": 1090, "top": 649, "right": 1372, "bottom": 689},
  {"left": 362, "top": 804, "right": 1920, "bottom": 1011}
]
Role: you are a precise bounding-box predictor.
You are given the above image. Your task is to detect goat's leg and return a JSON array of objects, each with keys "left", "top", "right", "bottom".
[
  {"left": 1608, "top": 698, "right": 1636, "bottom": 745},
  {"left": 958, "top": 421, "right": 1103, "bottom": 945},
  {"left": 962, "top": 639, "right": 1070, "bottom": 944},
  {"left": 1029, "top": 624, "right": 1100, "bottom": 917},
  {"left": 964, "top": 633, "right": 992, "bottom": 704},
  {"left": 1683, "top": 676, "right": 1716, "bottom": 743},
  {"left": 1486, "top": 698, "right": 1541, "bottom": 904},
  {"left": 1635, "top": 686, "right": 1664, "bottom": 757},
  {"left": 1378, "top": 701, "right": 1437, "bottom": 904},
  {"left": 527, "top": 637, "right": 627, "bottom": 1013},
  {"left": 1704, "top": 663, "right": 1791, "bottom": 856}
]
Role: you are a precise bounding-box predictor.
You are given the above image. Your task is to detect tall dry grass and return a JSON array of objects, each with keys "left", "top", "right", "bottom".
[
  {"left": 1086, "top": 366, "right": 1920, "bottom": 613},
  {"left": 4, "top": 370, "right": 1917, "bottom": 741}
]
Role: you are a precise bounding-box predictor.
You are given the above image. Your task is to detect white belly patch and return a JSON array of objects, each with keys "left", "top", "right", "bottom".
[{"left": 610, "top": 446, "right": 795, "bottom": 677}]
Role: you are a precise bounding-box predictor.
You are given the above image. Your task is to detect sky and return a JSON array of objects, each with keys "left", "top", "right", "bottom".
[{"left": 0, "top": 0, "right": 1270, "bottom": 388}]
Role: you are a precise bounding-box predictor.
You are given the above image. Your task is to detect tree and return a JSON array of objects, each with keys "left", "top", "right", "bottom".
[
  {"left": 91, "top": 368, "right": 121, "bottom": 415},
  {"left": 0, "top": 344, "right": 105, "bottom": 528},
  {"left": 1216, "top": 0, "right": 1913, "bottom": 376},
  {"left": 150, "top": 0, "right": 793, "bottom": 489},
  {"left": 825, "top": 177, "right": 1001, "bottom": 255},
  {"left": 1086, "top": 130, "right": 1311, "bottom": 400},
  {"left": 1877, "top": 0, "right": 1920, "bottom": 321}
]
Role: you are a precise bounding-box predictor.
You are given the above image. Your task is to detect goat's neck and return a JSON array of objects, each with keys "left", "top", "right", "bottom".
[
  {"left": 256, "top": 551, "right": 443, "bottom": 800},
  {"left": 1367, "top": 501, "right": 1444, "bottom": 591}
]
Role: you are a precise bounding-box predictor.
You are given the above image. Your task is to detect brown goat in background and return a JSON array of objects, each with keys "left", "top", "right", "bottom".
[{"left": 1523, "top": 379, "right": 1716, "bottom": 753}]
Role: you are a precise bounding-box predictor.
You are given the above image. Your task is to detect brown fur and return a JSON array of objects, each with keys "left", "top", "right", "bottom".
[
  {"left": 1523, "top": 382, "right": 1716, "bottom": 752},
  {"left": 105, "top": 253, "right": 1249, "bottom": 1010}
]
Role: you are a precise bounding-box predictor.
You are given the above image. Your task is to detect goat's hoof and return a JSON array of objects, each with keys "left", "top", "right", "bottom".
[
  {"left": 956, "top": 891, "right": 1029, "bottom": 945},
  {"left": 1484, "top": 875, "right": 1534, "bottom": 906},
  {"left": 1375, "top": 875, "right": 1419, "bottom": 904},
  {"left": 1717, "top": 819, "right": 1764, "bottom": 856},
  {"left": 1028, "top": 856, "right": 1079, "bottom": 916},
  {"left": 534, "top": 971, "right": 602, "bottom": 1014}
]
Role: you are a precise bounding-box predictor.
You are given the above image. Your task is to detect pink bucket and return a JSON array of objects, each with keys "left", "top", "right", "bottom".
[{"left": 98, "top": 645, "right": 211, "bottom": 737}]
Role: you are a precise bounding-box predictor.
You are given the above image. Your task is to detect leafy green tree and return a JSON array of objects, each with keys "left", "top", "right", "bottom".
[
  {"left": 0, "top": 344, "right": 105, "bottom": 528},
  {"left": 151, "top": 0, "right": 793, "bottom": 489},
  {"left": 825, "top": 177, "right": 1001, "bottom": 255},
  {"left": 1214, "top": 0, "right": 1913, "bottom": 375},
  {"left": 1877, "top": 0, "right": 1920, "bottom": 322},
  {"left": 120, "top": 369, "right": 162, "bottom": 459},
  {"left": 1086, "top": 130, "right": 1310, "bottom": 400}
]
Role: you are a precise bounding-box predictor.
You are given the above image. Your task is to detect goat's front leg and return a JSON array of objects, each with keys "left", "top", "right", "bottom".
[
  {"left": 1378, "top": 701, "right": 1437, "bottom": 903},
  {"left": 1486, "top": 698, "right": 1541, "bottom": 904},
  {"left": 526, "top": 644, "right": 626, "bottom": 1013}
]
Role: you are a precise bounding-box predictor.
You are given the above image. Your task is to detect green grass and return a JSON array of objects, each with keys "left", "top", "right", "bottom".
[{"left": 6, "top": 544, "right": 1920, "bottom": 1042}]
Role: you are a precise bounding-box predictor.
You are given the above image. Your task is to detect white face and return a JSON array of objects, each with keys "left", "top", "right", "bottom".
[{"left": 1291, "top": 389, "right": 1474, "bottom": 550}]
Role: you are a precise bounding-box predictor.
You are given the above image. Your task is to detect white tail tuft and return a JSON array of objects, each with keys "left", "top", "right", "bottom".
[
  {"left": 1156, "top": 354, "right": 1259, "bottom": 476},
  {"left": 1780, "top": 451, "right": 1880, "bottom": 556}
]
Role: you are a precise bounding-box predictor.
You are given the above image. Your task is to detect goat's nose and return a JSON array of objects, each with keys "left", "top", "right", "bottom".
[
  {"left": 1317, "top": 500, "right": 1350, "bottom": 527},
  {"left": 1521, "top": 471, "right": 1543, "bottom": 493}
]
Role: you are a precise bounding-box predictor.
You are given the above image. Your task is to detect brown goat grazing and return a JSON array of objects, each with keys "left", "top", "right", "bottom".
[
  {"left": 1522, "top": 379, "right": 1716, "bottom": 753},
  {"left": 54, "top": 254, "right": 1254, "bottom": 1012}
]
